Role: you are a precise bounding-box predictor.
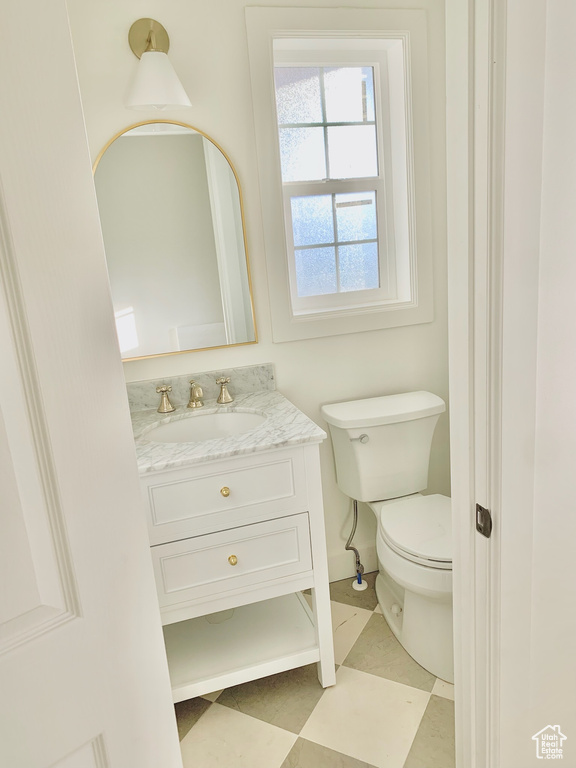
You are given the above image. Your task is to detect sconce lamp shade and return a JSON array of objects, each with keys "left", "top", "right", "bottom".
[{"left": 125, "top": 51, "right": 192, "bottom": 110}]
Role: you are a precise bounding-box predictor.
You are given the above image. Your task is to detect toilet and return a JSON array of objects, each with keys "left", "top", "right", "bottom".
[{"left": 321, "top": 391, "right": 453, "bottom": 683}]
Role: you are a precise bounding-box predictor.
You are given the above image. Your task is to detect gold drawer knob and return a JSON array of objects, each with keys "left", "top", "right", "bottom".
[
  {"left": 220, "top": 486, "right": 230, "bottom": 497},
  {"left": 228, "top": 555, "right": 238, "bottom": 566}
]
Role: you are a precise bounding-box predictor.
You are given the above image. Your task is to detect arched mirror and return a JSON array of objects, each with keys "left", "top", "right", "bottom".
[{"left": 93, "top": 121, "right": 257, "bottom": 360}]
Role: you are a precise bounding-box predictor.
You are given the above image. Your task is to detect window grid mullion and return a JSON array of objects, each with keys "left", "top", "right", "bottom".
[
  {"left": 278, "top": 120, "right": 376, "bottom": 129},
  {"left": 293, "top": 237, "right": 378, "bottom": 251}
]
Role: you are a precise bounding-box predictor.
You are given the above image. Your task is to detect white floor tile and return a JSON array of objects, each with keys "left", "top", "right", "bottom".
[
  {"left": 330, "top": 600, "right": 373, "bottom": 665},
  {"left": 180, "top": 702, "right": 297, "bottom": 768},
  {"left": 431, "top": 678, "right": 455, "bottom": 701},
  {"left": 300, "top": 666, "right": 430, "bottom": 768}
]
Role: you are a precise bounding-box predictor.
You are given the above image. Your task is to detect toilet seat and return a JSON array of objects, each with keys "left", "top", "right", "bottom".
[{"left": 370, "top": 494, "right": 452, "bottom": 570}]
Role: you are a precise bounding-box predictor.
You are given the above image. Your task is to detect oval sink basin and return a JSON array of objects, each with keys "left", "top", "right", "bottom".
[{"left": 147, "top": 411, "right": 267, "bottom": 443}]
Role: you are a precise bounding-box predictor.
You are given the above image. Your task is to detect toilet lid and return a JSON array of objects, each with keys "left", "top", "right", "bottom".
[{"left": 375, "top": 494, "right": 452, "bottom": 564}]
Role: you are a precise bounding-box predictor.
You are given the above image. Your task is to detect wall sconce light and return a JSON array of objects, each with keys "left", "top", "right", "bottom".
[{"left": 125, "top": 18, "right": 191, "bottom": 111}]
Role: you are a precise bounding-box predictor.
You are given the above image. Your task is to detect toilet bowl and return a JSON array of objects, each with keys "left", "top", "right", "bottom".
[
  {"left": 370, "top": 494, "right": 453, "bottom": 683},
  {"left": 321, "top": 391, "right": 454, "bottom": 683}
]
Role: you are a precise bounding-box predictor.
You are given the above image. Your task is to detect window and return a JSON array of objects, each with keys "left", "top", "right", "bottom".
[
  {"left": 274, "top": 62, "right": 394, "bottom": 315},
  {"left": 246, "top": 8, "right": 434, "bottom": 342}
]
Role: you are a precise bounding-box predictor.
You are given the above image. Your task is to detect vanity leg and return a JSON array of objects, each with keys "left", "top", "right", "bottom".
[
  {"left": 311, "top": 582, "right": 336, "bottom": 687},
  {"left": 303, "top": 443, "right": 336, "bottom": 687}
]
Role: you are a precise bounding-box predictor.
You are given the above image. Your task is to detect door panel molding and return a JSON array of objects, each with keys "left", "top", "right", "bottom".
[
  {"left": 0, "top": 180, "right": 80, "bottom": 655},
  {"left": 50, "top": 735, "right": 109, "bottom": 768}
]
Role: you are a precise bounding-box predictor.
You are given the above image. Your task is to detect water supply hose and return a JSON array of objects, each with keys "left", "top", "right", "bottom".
[{"left": 346, "top": 499, "right": 366, "bottom": 590}]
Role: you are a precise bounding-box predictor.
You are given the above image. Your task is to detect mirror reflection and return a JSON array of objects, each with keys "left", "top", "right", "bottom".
[{"left": 94, "top": 121, "right": 257, "bottom": 360}]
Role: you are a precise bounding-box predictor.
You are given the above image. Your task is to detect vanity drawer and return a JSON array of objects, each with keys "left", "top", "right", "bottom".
[
  {"left": 143, "top": 448, "right": 308, "bottom": 544},
  {"left": 151, "top": 513, "right": 312, "bottom": 608}
]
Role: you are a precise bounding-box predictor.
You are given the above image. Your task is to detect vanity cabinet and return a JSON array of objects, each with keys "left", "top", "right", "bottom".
[{"left": 140, "top": 441, "right": 336, "bottom": 703}]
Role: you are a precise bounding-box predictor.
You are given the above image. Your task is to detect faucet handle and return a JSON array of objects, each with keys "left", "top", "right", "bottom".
[
  {"left": 216, "top": 376, "right": 234, "bottom": 404},
  {"left": 156, "top": 384, "right": 175, "bottom": 413}
]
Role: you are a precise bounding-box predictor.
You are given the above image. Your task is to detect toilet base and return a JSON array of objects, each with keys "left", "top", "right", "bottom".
[{"left": 375, "top": 570, "right": 454, "bottom": 683}]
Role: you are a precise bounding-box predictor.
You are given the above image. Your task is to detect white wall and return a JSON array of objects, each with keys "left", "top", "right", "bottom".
[{"left": 67, "top": 0, "right": 449, "bottom": 578}]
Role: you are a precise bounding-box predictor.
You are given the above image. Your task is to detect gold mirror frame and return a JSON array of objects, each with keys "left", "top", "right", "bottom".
[{"left": 93, "top": 120, "right": 257, "bottom": 361}]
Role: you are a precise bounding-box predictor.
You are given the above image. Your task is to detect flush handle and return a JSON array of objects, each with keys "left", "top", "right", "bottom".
[{"left": 350, "top": 434, "right": 369, "bottom": 444}]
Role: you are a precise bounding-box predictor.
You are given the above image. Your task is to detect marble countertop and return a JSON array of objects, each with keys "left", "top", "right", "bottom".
[{"left": 132, "top": 390, "right": 327, "bottom": 474}]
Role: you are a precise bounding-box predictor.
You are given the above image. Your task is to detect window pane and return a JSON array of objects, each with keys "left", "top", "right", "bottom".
[
  {"left": 279, "top": 127, "right": 326, "bottom": 182},
  {"left": 335, "top": 191, "right": 377, "bottom": 242},
  {"left": 295, "top": 247, "right": 337, "bottom": 296},
  {"left": 291, "top": 195, "right": 334, "bottom": 247},
  {"left": 324, "top": 67, "right": 375, "bottom": 123},
  {"left": 274, "top": 67, "right": 323, "bottom": 124},
  {"left": 339, "top": 243, "right": 379, "bottom": 292},
  {"left": 327, "top": 125, "right": 378, "bottom": 179}
]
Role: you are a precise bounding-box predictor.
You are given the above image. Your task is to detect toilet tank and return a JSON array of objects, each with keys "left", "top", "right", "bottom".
[{"left": 321, "top": 391, "right": 446, "bottom": 502}]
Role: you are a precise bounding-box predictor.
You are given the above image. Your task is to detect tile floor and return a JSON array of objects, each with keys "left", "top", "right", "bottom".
[{"left": 175, "top": 573, "right": 455, "bottom": 768}]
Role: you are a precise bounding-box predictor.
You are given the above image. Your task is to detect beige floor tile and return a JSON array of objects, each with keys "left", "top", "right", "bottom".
[
  {"left": 330, "top": 572, "right": 379, "bottom": 611},
  {"left": 174, "top": 697, "right": 211, "bottom": 741},
  {"left": 216, "top": 663, "right": 326, "bottom": 733},
  {"left": 300, "top": 665, "right": 429, "bottom": 768},
  {"left": 282, "top": 738, "right": 378, "bottom": 767},
  {"left": 200, "top": 688, "right": 223, "bottom": 702},
  {"left": 343, "top": 614, "right": 436, "bottom": 692},
  {"left": 180, "top": 702, "right": 297, "bottom": 768},
  {"left": 331, "top": 600, "right": 374, "bottom": 665},
  {"left": 403, "top": 695, "right": 455, "bottom": 768},
  {"left": 431, "top": 678, "right": 455, "bottom": 701}
]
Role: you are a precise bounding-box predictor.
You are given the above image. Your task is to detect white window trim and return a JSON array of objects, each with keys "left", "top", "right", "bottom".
[{"left": 246, "top": 7, "right": 433, "bottom": 343}]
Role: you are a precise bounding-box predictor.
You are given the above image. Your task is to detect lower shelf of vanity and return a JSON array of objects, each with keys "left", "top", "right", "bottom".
[{"left": 163, "top": 592, "right": 319, "bottom": 703}]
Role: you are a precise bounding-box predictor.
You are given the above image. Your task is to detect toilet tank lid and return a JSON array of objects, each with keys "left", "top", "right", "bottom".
[{"left": 321, "top": 391, "right": 446, "bottom": 428}]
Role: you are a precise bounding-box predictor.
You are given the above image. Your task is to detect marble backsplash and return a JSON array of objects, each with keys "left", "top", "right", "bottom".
[{"left": 126, "top": 363, "right": 276, "bottom": 413}]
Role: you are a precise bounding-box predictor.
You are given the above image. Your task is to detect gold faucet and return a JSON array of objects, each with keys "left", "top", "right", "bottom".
[
  {"left": 187, "top": 380, "right": 204, "bottom": 409},
  {"left": 216, "top": 377, "right": 234, "bottom": 404},
  {"left": 156, "top": 385, "right": 175, "bottom": 413}
]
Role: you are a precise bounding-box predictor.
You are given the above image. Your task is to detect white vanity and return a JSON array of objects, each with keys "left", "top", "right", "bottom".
[{"left": 131, "top": 383, "right": 336, "bottom": 703}]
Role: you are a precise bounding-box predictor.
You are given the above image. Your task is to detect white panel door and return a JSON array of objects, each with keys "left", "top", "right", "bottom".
[{"left": 0, "top": 2, "right": 182, "bottom": 767}]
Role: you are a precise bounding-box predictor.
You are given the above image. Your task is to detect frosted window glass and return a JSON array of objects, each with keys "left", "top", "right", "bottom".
[
  {"left": 274, "top": 68, "right": 323, "bottom": 124},
  {"left": 279, "top": 128, "right": 326, "bottom": 182},
  {"left": 335, "top": 192, "right": 377, "bottom": 242},
  {"left": 324, "top": 67, "right": 375, "bottom": 123},
  {"left": 291, "top": 195, "right": 334, "bottom": 247},
  {"left": 327, "top": 125, "right": 378, "bottom": 179},
  {"left": 340, "top": 243, "right": 379, "bottom": 292},
  {"left": 295, "top": 247, "right": 337, "bottom": 296}
]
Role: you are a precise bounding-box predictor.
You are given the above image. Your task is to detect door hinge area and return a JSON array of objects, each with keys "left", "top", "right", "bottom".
[{"left": 476, "top": 503, "right": 493, "bottom": 538}]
